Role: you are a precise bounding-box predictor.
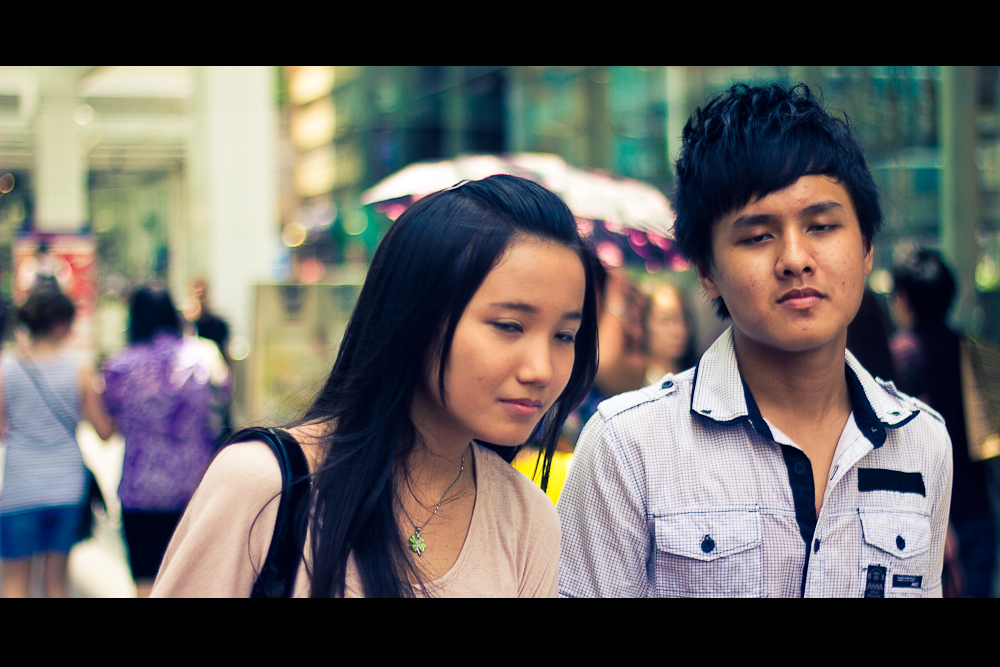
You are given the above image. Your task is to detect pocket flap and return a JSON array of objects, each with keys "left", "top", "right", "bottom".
[
  {"left": 859, "top": 510, "right": 931, "bottom": 559},
  {"left": 655, "top": 509, "right": 761, "bottom": 562}
]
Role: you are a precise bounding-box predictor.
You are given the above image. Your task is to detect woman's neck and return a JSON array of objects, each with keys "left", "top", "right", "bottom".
[{"left": 24, "top": 336, "right": 65, "bottom": 360}]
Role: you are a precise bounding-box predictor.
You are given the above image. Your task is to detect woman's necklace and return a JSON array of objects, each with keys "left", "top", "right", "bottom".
[{"left": 403, "top": 451, "right": 465, "bottom": 556}]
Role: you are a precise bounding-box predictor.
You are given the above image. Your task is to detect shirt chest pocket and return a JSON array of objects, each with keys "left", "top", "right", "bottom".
[
  {"left": 653, "top": 509, "right": 762, "bottom": 597},
  {"left": 858, "top": 510, "right": 933, "bottom": 597}
]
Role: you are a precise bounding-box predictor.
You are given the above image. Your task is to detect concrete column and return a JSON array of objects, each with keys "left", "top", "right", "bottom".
[
  {"left": 445, "top": 66, "right": 466, "bottom": 157},
  {"left": 665, "top": 66, "right": 688, "bottom": 173},
  {"left": 582, "top": 67, "right": 610, "bottom": 170},
  {"left": 34, "top": 66, "right": 86, "bottom": 231},
  {"left": 188, "top": 66, "right": 279, "bottom": 342},
  {"left": 939, "top": 66, "right": 979, "bottom": 332},
  {"left": 504, "top": 66, "right": 527, "bottom": 153}
]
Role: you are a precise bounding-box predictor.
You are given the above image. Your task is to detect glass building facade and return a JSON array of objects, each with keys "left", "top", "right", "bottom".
[{"left": 278, "top": 65, "right": 999, "bottom": 344}]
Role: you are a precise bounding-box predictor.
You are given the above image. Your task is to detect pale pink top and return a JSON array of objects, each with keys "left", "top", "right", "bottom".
[{"left": 151, "top": 441, "right": 560, "bottom": 597}]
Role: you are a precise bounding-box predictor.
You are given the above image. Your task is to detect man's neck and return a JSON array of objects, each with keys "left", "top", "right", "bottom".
[
  {"left": 733, "top": 328, "right": 852, "bottom": 444},
  {"left": 733, "top": 328, "right": 853, "bottom": 513}
]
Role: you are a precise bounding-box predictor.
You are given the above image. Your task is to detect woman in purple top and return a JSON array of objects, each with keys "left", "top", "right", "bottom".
[{"left": 103, "top": 286, "right": 230, "bottom": 597}]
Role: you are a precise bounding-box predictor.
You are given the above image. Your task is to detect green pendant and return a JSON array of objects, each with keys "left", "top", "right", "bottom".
[{"left": 409, "top": 529, "right": 426, "bottom": 556}]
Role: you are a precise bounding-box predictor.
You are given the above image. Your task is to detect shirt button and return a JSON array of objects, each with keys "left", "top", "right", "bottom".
[
  {"left": 813, "top": 538, "right": 820, "bottom": 554},
  {"left": 896, "top": 535, "right": 905, "bottom": 550},
  {"left": 701, "top": 535, "right": 715, "bottom": 553},
  {"left": 662, "top": 379, "right": 674, "bottom": 389},
  {"left": 794, "top": 462, "right": 807, "bottom": 475}
]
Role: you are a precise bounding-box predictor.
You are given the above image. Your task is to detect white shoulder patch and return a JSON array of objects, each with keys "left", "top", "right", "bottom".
[
  {"left": 876, "top": 377, "right": 945, "bottom": 424},
  {"left": 596, "top": 375, "right": 682, "bottom": 421}
]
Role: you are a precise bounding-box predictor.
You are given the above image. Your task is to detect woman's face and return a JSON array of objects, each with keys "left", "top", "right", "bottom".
[
  {"left": 417, "top": 236, "right": 587, "bottom": 448},
  {"left": 646, "top": 287, "right": 689, "bottom": 365}
]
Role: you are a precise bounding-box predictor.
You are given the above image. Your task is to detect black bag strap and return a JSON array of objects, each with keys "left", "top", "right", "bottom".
[{"left": 227, "top": 427, "right": 311, "bottom": 598}]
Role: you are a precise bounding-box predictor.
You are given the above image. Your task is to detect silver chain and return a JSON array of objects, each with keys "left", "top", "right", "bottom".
[{"left": 402, "top": 450, "right": 466, "bottom": 533}]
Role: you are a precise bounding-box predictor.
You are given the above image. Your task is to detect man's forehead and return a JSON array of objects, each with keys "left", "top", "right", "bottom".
[{"left": 715, "top": 175, "right": 854, "bottom": 228}]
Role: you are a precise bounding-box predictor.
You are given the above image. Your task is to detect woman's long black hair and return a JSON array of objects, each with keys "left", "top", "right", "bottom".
[{"left": 298, "top": 174, "right": 598, "bottom": 597}]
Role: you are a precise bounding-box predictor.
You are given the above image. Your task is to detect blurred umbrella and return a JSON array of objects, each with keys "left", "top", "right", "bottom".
[{"left": 361, "top": 153, "right": 676, "bottom": 239}]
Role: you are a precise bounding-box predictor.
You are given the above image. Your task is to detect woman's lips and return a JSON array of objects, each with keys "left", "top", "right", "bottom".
[
  {"left": 778, "top": 288, "right": 824, "bottom": 310},
  {"left": 500, "top": 399, "right": 542, "bottom": 416}
]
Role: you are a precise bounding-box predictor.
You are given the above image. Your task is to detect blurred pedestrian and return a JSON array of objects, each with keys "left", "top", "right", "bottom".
[
  {"left": 642, "top": 282, "right": 697, "bottom": 385},
  {"left": 152, "top": 175, "right": 598, "bottom": 597},
  {"left": 0, "top": 288, "right": 115, "bottom": 598},
  {"left": 889, "top": 248, "right": 997, "bottom": 597},
  {"left": 182, "top": 277, "right": 232, "bottom": 446},
  {"left": 183, "top": 277, "right": 230, "bottom": 365},
  {"left": 102, "top": 286, "right": 230, "bottom": 597},
  {"left": 16, "top": 240, "right": 71, "bottom": 297},
  {"left": 846, "top": 287, "right": 899, "bottom": 385}
]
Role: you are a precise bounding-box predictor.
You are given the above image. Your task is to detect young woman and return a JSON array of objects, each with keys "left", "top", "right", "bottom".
[
  {"left": 152, "top": 175, "right": 598, "bottom": 597},
  {"left": 0, "top": 288, "right": 115, "bottom": 598},
  {"left": 102, "top": 286, "right": 230, "bottom": 597},
  {"left": 641, "top": 282, "right": 696, "bottom": 384}
]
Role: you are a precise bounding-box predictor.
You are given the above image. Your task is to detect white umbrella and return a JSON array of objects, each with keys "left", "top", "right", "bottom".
[{"left": 360, "top": 153, "right": 676, "bottom": 238}]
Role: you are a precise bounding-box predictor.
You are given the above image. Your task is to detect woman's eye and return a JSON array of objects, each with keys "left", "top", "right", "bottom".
[
  {"left": 493, "top": 321, "right": 522, "bottom": 334},
  {"left": 556, "top": 331, "right": 577, "bottom": 344}
]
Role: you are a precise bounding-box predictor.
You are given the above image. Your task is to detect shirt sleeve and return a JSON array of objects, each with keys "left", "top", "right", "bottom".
[
  {"left": 927, "top": 425, "right": 954, "bottom": 598},
  {"left": 150, "top": 442, "right": 281, "bottom": 597},
  {"left": 557, "top": 410, "right": 653, "bottom": 597}
]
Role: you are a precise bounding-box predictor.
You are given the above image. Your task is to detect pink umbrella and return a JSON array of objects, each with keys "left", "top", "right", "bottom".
[{"left": 360, "top": 153, "right": 676, "bottom": 239}]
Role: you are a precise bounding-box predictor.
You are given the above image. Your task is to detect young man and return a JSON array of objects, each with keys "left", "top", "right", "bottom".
[{"left": 558, "top": 84, "right": 953, "bottom": 597}]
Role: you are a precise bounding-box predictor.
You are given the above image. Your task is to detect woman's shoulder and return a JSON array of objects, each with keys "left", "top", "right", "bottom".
[
  {"left": 150, "top": 439, "right": 284, "bottom": 597},
  {"left": 208, "top": 440, "right": 284, "bottom": 496},
  {"left": 473, "top": 443, "right": 559, "bottom": 527}
]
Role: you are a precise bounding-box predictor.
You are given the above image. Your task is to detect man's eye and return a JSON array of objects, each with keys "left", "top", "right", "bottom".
[{"left": 742, "top": 234, "right": 770, "bottom": 245}]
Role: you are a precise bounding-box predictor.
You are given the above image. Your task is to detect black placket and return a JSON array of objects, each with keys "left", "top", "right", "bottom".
[{"left": 741, "top": 379, "right": 817, "bottom": 597}]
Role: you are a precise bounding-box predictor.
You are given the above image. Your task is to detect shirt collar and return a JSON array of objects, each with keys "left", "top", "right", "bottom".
[{"left": 690, "top": 327, "right": 919, "bottom": 448}]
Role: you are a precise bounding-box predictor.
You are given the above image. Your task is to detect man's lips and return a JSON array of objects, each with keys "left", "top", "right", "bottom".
[{"left": 777, "top": 288, "right": 825, "bottom": 308}]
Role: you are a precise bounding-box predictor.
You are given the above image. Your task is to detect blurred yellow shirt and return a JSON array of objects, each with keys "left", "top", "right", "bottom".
[{"left": 513, "top": 449, "right": 574, "bottom": 505}]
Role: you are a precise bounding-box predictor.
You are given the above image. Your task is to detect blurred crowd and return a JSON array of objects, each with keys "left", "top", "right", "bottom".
[{"left": 0, "top": 248, "right": 231, "bottom": 598}]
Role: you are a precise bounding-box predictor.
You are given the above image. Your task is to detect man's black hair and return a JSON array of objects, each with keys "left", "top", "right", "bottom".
[
  {"left": 891, "top": 248, "right": 956, "bottom": 326},
  {"left": 672, "top": 83, "right": 882, "bottom": 318}
]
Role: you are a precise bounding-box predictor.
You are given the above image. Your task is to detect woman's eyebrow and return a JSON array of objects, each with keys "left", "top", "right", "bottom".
[
  {"left": 491, "top": 302, "right": 583, "bottom": 321},
  {"left": 491, "top": 301, "right": 538, "bottom": 314}
]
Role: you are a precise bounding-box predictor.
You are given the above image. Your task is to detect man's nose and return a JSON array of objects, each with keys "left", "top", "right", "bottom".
[{"left": 775, "top": 231, "right": 814, "bottom": 278}]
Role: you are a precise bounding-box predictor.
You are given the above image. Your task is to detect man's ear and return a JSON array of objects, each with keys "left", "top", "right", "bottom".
[
  {"left": 863, "top": 241, "right": 874, "bottom": 277},
  {"left": 696, "top": 264, "right": 721, "bottom": 299}
]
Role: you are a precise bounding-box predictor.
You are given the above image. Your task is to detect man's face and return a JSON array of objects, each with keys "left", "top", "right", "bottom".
[{"left": 697, "top": 175, "right": 873, "bottom": 354}]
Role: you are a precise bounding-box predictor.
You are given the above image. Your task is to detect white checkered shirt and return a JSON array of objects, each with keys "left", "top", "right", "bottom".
[{"left": 558, "top": 327, "right": 953, "bottom": 598}]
